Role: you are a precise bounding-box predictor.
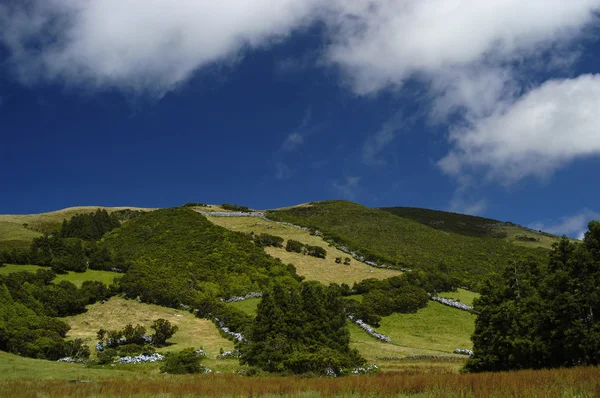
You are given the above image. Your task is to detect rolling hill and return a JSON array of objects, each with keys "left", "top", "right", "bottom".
[{"left": 267, "top": 200, "right": 551, "bottom": 289}]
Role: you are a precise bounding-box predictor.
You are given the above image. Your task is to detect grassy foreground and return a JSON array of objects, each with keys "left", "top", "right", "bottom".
[{"left": 1, "top": 366, "right": 599, "bottom": 397}]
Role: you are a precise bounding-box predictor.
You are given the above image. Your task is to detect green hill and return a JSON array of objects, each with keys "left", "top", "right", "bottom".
[
  {"left": 102, "top": 207, "right": 301, "bottom": 304},
  {"left": 267, "top": 201, "right": 550, "bottom": 289},
  {"left": 381, "top": 206, "right": 563, "bottom": 250}
]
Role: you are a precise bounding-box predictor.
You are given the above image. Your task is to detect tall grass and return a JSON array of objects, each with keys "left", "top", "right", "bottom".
[{"left": 2, "top": 367, "right": 599, "bottom": 397}]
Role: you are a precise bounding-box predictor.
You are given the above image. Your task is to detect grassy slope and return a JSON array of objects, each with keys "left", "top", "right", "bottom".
[
  {"left": 208, "top": 216, "right": 400, "bottom": 285},
  {"left": 0, "top": 264, "right": 122, "bottom": 287},
  {"left": 438, "top": 288, "right": 480, "bottom": 307},
  {"left": 381, "top": 206, "right": 565, "bottom": 250},
  {"left": 0, "top": 206, "right": 153, "bottom": 250},
  {"left": 63, "top": 297, "right": 237, "bottom": 372},
  {"left": 268, "top": 201, "right": 549, "bottom": 288}
]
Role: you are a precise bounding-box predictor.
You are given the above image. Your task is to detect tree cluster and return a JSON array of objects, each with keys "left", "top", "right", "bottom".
[
  {"left": 0, "top": 269, "right": 115, "bottom": 360},
  {"left": 285, "top": 240, "right": 327, "bottom": 259},
  {"left": 251, "top": 233, "right": 284, "bottom": 248},
  {"left": 96, "top": 319, "right": 177, "bottom": 358},
  {"left": 467, "top": 221, "right": 600, "bottom": 372},
  {"left": 59, "top": 209, "right": 120, "bottom": 241},
  {"left": 221, "top": 204, "right": 251, "bottom": 212},
  {"left": 240, "top": 281, "right": 365, "bottom": 375}
]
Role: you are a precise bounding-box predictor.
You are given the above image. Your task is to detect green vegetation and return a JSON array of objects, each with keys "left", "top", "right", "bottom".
[
  {"left": 0, "top": 221, "right": 41, "bottom": 250},
  {"left": 104, "top": 207, "right": 302, "bottom": 307},
  {"left": 268, "top": 201, "right": 549, "bottom": 289},
  {"left": 240, "top": 282, "right": 364, "bottom": 375},
  {"left": 227, "top": 297, "right": 261, "bottom": 316},
  {"left": 0, "top": 264, "right": 121, "bottom": 287},
  {"left": 251, "top": 232, "right": 284, "bottom": 248},
  {"left": 0, "top": 269, "right": 116, "bottom": 360},
  {"left": 63, "top": 297, "right": 236, "bottom": 368},
  {"left": 380, "top": 206, "right": 507, "bottom": 238},
  {"left": 58, "top": 209, "right": 120, "bottom": 240},
  {"left": 377, "top": 301, "right": 476, "bottom": 355},
  {"left": 221, "top": 204, "right": 251, "bottom": 212},
  {"left": 438, "top": 288, "right": 479, "bottom": 307},
  {"left": 467, "top": 221, "right": 600, "bottom": 372},
  {"left": 208, "top": 215, "right": 400, "bottom": 286},
  {"left": 160, "top": 348, "right": 208, "bottom": 374}
]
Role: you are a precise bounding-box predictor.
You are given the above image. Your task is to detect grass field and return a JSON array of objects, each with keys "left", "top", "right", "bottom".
[
  {"left": 1, "top": 364, "right": 598, "bottom": 397},
  {"left": 0, "top": 220, "right": 42, "bottom": 249},
  {"left": 207, "top": 216, "right": 401, "bottom": 285},
  {"left": 438, "top": 289, "right": 479, "bottom": 306},
  {"left": 0, "top": 206, "right": 153, "bottom": 234},
  {"left": 63, "top": 297, "right": 237, "bottom": 371},
  {"left": 227, "top": 297, "right": 261, "bottom": 316},
  {"left": 376, "top": 301, "right": 476, "bottom": 355},
  {"left": 0, "top": 264, "right": 122, "bottom": 287}
]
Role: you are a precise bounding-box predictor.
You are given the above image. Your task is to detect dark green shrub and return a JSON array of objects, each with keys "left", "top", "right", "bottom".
[
  {"left": 286, "top": 240, "right": 304, "bottom": 253},
  {"left": 305, "top": 245, "right": 326, "bottom": 259},
  {"left": 160, "top": 348, "right": 206, "bottom": 374},
  {"left": 97, "top": 348, "right": 117, "bottom": 364}
]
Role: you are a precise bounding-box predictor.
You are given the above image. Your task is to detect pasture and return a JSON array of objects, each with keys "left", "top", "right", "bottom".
[{"left": 207, "top": 216, "right": 401, "bottom": 285}]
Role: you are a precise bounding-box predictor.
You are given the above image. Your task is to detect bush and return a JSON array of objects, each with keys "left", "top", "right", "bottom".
[
  {"left": 335, "top": 257, "right": 342, "bottom": 264},
  {"left": 97, "top": 348, "right": 117, "bottom": 364},
  {"left": 222, "top": 204, "right": 250, "bottom": 212},
  {"left": 305, "top": 245, "right": 327, "bottom": 259},
  {"left": 253, "top": 233, "right": 284, "bottom": 248},
  {"left": 286, "top": 240, "right": 304, "bottom": 253},
  {"left": 160, "top": 348, "right": 206, "bottom": 374}
]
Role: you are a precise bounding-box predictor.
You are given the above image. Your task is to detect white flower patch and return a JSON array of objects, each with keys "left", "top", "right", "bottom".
[
  {"left": 57, "top": 357, "right": 86, "bottom": 363},
  {"left": 348, "top": 315, "right": 391, "bottom": 343},
  {"left": 117, "top": 353, "right": 164, "bottom": 364},
  {"left": 431, "top": 296, "right": 473, "bottom": 311},
  {"left": 454, "top": 348, "right": 474, "bottom": 356},
  {"left": 214, "top": 317, "right": 244, "bottom": 341},
  {"left": 221, "top": 292, "right": 263, "bottom": 303},
  {"left": 351, "top": 364, "right": 380, "bottom": 374}
]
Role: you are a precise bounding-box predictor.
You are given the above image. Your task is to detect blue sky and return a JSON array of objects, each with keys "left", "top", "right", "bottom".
[{"left": 1, "top": 1, "right": 600, "bottom": 238}]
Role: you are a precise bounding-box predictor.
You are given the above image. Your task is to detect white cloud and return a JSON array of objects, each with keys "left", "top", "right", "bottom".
[
  {"left": 0, "top": 0, "right": 322, "bottom": 95},
  {"left": 439, "top": 74, "right": 600, "bottom": 183},
  {"left": 332, "top": 176, "right": 360, "bottom": 200},
  {"left": 324, "top": 0, "right": 599, "bottom": 96},
  {"left": 530, "top": 209, "right": 600, "bottom": 239}
]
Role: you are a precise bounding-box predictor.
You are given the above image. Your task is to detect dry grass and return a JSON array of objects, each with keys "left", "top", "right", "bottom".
[
  {"left": 0, "top": 206, "right": 154, "bottom": 234},
  {"left": 498, "top": 226, "right": 563, "bottom": 250},
  {"left": 2, "top": 366, "right": 599, "bottom": 397},
  {"left": 0, "top": 221, "right": 42, "bottom": 249},
  {"left": 208, "top": 216, "right": 401, "bottom": 285},
  {"left": 63, "top": 297, "right": 236, "bottom": 370}
]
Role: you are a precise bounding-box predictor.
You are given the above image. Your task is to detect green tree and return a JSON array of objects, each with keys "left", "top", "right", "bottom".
[{"left": 151, "top": 319, "right": 178, "bottom": 346}]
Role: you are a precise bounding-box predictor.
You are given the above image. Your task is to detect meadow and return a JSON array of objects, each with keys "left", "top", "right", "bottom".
[
  {"left": 207, "top": 215, "right": 401, "bottom": 285},
  {"left": 64, "top": 297, "right": 238, "bottom": 372},
  {"left": 0, "top": 263, "right": 122, "bottom": 287},
  {"left": 1, "top": 365, "right": 598, "bottom": 397}
]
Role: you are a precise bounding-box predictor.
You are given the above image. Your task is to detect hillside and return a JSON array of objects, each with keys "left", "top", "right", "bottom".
[
  {"left": 267, "top": 201, "right": 550, "bottom": 288},
  {"left": 207, "top": 215, "right": 401, "bottom": 285},
  {"left": 0, "top": 206, "right": 152, "bottom": 250},
  {"left": 381, "top": 206, "right": 562, "bottom": 249},
  {"left": 102, "top": 207, "right": 301, "bottom": 303}
]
